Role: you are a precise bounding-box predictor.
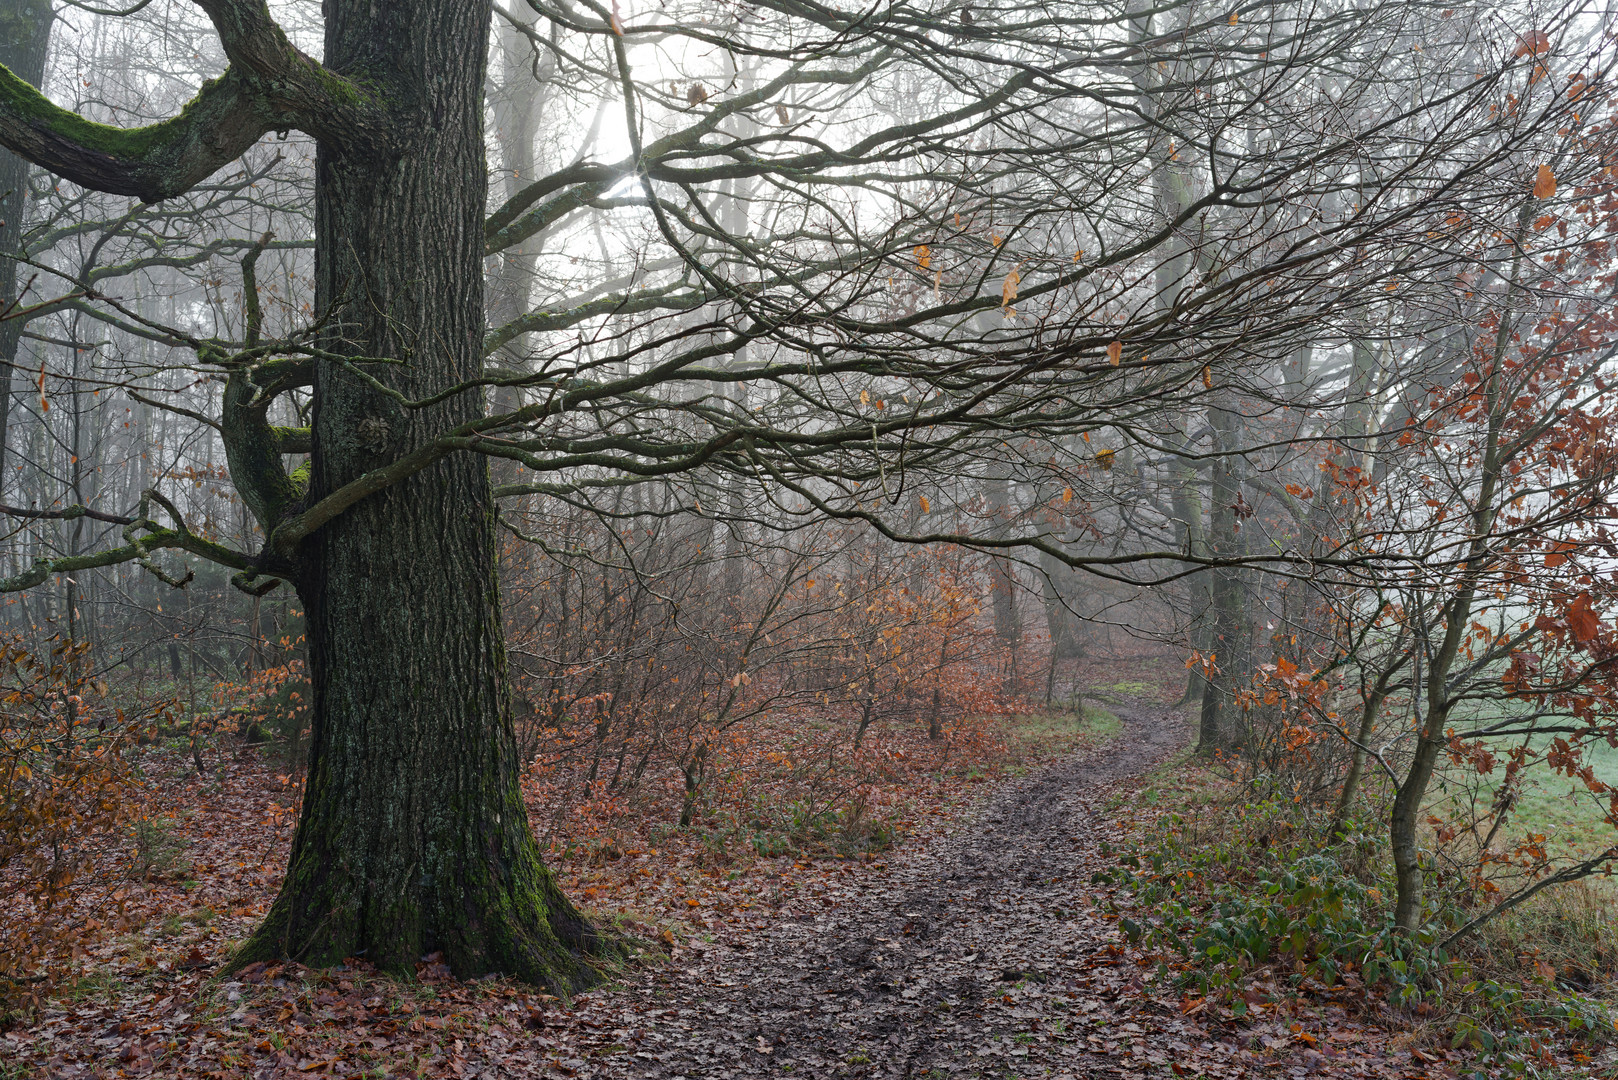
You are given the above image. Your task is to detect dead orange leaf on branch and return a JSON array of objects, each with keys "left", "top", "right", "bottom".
[
  {"left": 1513, "top": 29, "right": 1552, "bottom": 58},
  {"left": 1567, "top": 591, "right": 1600, "bottom": 643},
  {"left": 1533, "top": 164, "right": 1556, "bottom": 199},
  {"left": 1001, "top": 267, "right": 1020, "bottom": 309}
]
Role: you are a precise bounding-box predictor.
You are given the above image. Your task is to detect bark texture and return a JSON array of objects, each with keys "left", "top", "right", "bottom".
[{"left": 229, "top": 0, "right": 611, "bottom": 988}]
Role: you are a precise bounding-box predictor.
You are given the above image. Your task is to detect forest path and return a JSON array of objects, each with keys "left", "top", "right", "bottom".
[{"left": 582, "top": 700, "right": 1190, "bottom": 1079}]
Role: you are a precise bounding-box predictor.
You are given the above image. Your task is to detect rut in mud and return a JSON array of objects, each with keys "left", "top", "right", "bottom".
[{"left": 586, "top": 700, "right": 1190, "bottom": 1078}]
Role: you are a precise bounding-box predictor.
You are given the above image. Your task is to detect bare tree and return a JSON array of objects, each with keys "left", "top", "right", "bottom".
[{"left": 0, "top": 0, "right": 1593, "bottom": 985}]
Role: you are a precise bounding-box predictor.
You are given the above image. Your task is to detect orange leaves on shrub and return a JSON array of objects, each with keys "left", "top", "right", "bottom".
[{"left": 0, "top": 638, "right": 150, "bottom": 1009}]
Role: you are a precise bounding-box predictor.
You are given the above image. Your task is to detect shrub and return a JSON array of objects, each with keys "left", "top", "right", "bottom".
[
  {"left": 0, "top": 639, "right": 149, "bottom": 1015},
  {"left": 210, "top": 661, "right": 310, "bottom": 771},
  {"left": 1112, "top": 794, "right": 1395, "bottom": 997},
  {"left": 1111, "top": 773, "right": 1617, "bottom": 1063}
]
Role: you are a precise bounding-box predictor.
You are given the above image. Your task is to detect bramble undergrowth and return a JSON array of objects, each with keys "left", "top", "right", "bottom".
[{"left": 1107, "top": 762, "right": 1618, "bottom": 1072}]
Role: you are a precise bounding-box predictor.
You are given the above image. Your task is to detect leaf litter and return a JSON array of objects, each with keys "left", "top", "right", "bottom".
[{"left": 6, "top": 692, "right": 1604, "bottom": 1077}]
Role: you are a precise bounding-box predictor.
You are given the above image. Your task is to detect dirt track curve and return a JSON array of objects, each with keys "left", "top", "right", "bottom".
[{"left": 586, "top": 700, "right": 1189, "bottom": 1079}]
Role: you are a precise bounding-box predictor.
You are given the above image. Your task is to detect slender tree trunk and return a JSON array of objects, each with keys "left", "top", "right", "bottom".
[
  {"left": 1390, "top": 204, "right": 1528, "bottom": 932},
  {"left": 1390, "top": 667, "right": 1452, "bottom": 932},
  {"left": 679, "top": 742, "right": 707, "bottom": 828},
  {"left": 1197, "top": 397, "right": 1246, "bottom": 755},
  {"left": 1332, "top": 671, "right": 1397, "bottom": 830},
  {"left": 853, "top": 674, "right": 877, "bottom": 748},
  {"left": 1171, "top": 438, "right": 1211, "bottom": 704},
  {"left": 0, "top": 4, "right": 50, "bottom": 484},
  {"left": 238, "top": 0, "right": 611, "bottom": 988},
  {"left": 984, "top": 472, "right": 1022, "bottom": 693},
  {"left": 1157, "top": 129, "right": 1215, "bottom": 705}
]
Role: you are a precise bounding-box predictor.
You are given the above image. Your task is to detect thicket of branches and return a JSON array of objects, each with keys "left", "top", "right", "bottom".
[{"left": 0, "top": 0, "right": 1614, "bottom": 990}]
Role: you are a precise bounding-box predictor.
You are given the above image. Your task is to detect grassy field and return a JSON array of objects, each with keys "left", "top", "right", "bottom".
[
  {"left": 1498, "top": 736, "right": 1618, "bottom": 856},
  {"left": 1429, "top": 732, "right": 1618, "bottom": 860}
]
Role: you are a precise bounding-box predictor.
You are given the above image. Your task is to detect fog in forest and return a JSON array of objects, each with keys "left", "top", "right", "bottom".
[{"left": 3, "top": 1, "right": 1618, "bottom": 1075}]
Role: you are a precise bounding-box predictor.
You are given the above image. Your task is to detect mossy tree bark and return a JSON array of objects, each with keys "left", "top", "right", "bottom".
[
  {"left": 246, "top": 0, "right": 609, "bottom": 987},
  {"left": 0, "top": 0, "right": 613, "bottom": 989}
]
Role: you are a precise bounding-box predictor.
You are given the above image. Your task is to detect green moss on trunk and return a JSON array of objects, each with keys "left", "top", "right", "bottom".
[{"left": 231, "top": 0, "right": 617, "bottom": 991}]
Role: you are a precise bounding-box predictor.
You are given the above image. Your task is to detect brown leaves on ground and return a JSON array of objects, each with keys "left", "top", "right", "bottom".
[
  {"left": 0, "top": 660, "right": 1091, "bottom": 1078},
  {"left": 8, "top": 664, "right": 1608, "bottom": 1077},
  {"left": 568, "top": 701, "right": 1505, "bottom": 1080},
  {"left": 7, "top": 951, "right": 571, "bottom": 1078}
]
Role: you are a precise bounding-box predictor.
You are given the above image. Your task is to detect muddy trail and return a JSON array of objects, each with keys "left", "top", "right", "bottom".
[{"left": 574, "top": 700, "right": 1191, "bottom": 1079}]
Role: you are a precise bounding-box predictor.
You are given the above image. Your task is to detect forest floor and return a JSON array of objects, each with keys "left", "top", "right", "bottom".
[
  {"left": 558, "top": 700, "right": 1503, "bottom": 1080},
  {"left": 4, "top": 691, "right": 1604, "bottom": 1078}
]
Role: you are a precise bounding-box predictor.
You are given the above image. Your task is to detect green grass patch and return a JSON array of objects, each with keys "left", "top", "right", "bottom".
[
  {"left": 1006, "top": 705, "right": 1121, "bottom": 760},
  {"left": 1113, "top": 760, "right": 1618, "bottom": 1069},
  {"left": 1098, "top": 679, "right": 1153, "bottom": 696},
  {"left": 1428, "top": 731, "right": 1618, "bottom": 879},
  {"left": 1491, "top": 736, "right": 1618, "bottom": 858}
]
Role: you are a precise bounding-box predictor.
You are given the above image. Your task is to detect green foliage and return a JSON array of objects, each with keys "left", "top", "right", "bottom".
[
  {"left": 1114, "top": 783, "right": 1617, "bottom": 1065},
  {"left": 1117, "top": 817, "right": 1394, "bottom": 997},
  {"left": 749, "top": 829, "right": 796, "bottom": 858}
]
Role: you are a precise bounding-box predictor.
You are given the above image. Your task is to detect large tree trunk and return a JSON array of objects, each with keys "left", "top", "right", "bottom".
[
  {"left": 984, "top": 472, "right": 1022, "bottom": 643},
  {"left": 0, "top": 3, "right": 50, "bottom": 485},
  {"left": 1037, "top": 547, "right": 1082, "bottom": 661},
  {"left": 1139, "top": 10, "right": 1212, "bottom": 709},
  {"left": 238, "top": 0, "right": 610, "bottom": 988}
]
